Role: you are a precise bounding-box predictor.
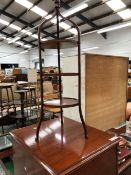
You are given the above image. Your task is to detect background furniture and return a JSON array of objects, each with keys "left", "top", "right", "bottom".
[
  {"left": 63, "top": 53, "right": 128, "bottom": 130},
  {"left": 14, "top": 90, "right": 29, "bottom": 126},
  {"left": 0, "top": 83, "right": 16, "bottom": 133},
  {"left": 10, "top": 117, "right": 118, "bottom": 175},
  {"left": 107, "top": 126, "right": 131, "bottom": 175}
]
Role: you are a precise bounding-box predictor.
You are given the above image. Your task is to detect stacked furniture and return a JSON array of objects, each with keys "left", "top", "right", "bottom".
[{"left": 0, "top": 83, "right": 16, "bottom": 133}]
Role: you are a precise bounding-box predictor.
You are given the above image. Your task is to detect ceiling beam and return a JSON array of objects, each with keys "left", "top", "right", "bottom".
[
  {"left": 0, "top": 0, "right": 14, "bottom": 16},
  {"left": 0, "top": 1, "right": 56, "bottom": 39},
  {"left": 0, "top": 30, "right": 37, "bottom": 47},
  {"left": 0, "top": 0, "right": 42, "bottom": 33},
  {"left": 60, "top": 1, "right": 98, "bottom": 28},
  {"left": 22, "top": 0, "right": 107, "bottom": 42},
  {"left": 61, "top": 18, "right": 124, "bottom": 40},
  {"left": 60, "top": 0, "right": 107, "bottom": 39}
]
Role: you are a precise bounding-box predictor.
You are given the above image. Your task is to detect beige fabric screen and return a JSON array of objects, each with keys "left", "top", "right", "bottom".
[{"left": 85, "top": 54, "right": 128, "bottom": 130}]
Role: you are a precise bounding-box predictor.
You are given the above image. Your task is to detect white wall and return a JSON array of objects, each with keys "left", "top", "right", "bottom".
[
  {"left": 63, "top": 55, "right": 85, "bottom": 122},
  {"left": 29, "top": 48, "right": 59, "bottom": 68},
  {"left": 0, "top": 41, "right": 30, "bottom": 68},
  {"left": 2, "top": 26, "right": 131, "bottom": 68},
  {"left": 28, "top": 26, "right": 131, "bottom": 67},
  {"left": 81, "top": 26, "right": 131, "bottom": 59}
]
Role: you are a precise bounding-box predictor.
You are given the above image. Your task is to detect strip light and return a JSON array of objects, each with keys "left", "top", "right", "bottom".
[
  {"left": 68, "top": 28, "right": 78, "bottom": 35},
  {"left": 97, "top": 21, "right": 131, "bottom": 33},
  {"left": 15, "top": 0, "right": 47, "bottom": 17},
  {"left": 21, "top": 29, "right": 32, "bottom": 36},
  {"left": 106, "top": 0, "right": 126, "bottom": 11},
  {"left": 117, "top": 9, "right": 131, "bottom": 19},
  {"left": 9, "top": 24, "right": 21, "bottom": 31},
  {"left": 0, "top": 18, "right": 22, "bottom": 32},
  {"left": 8, "top": 37, "right": 20, "bottom": 44},
  {"left": 15, "top": 0, "right": 33, "bottom": 9},
  {"left": 45, "top": 15, "right": 53, "bottom": 19},
  {"left": 62, "top": 0, "right": 88, "bottom": 17},
  {"left": 20, "top": 50, "right": 29, "bottom": 54},
  {"left": 15, "top": 0, "right": 88, "bottom": 35},
  {"left": 82, "top": 46, "right": 99, "bottom": 51},
  {"left": 0, "top": 19, "right": 9, "bottom": 25},
  {"left": 31, "top": 6, "right": 48, "bottom": 17},
  {"left": 1, "top": 36, "right": 6, "bottom": 39},
  {"left": 24, "top": 44, "right": 32, "bottom": 48},
  {"left": 15, "top": 41, "right": 24, "bottom": 46}
]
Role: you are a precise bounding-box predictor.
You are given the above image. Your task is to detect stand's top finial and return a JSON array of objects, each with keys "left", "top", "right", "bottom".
[{"left": 53, "top": 0, "right": 60, "bottom": 8}]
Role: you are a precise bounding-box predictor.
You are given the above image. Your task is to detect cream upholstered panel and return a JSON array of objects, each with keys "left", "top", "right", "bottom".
[
  {"left": 85, "top": 54, "right": 128, "bottom": 130},
  {"left": 63, "top": 55, "right": 85, "bottom": 122}
]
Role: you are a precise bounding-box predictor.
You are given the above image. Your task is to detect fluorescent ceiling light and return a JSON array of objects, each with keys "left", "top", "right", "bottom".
[
  {"left": 62, "top": 0, "right": 88, "bottom": 17},
  {"left": 117, "top": 9, "right": 131, "bottom": 19},
  {"left": 0, "top": 19, "right": 9, "bottom": 25},
  {"left": 21, "top": 29, "right": 32, "bottom": 36},
  {"left": 32, "top": 34, "right": 48, "bottom": 41},
  {"left": 82, "top": 47, "right": 99, "bottom": 51},
  {"left": 54, "top": 52, "right": 63, "bottom": 56},
  {"left": 15, "top": 0, "right": 48, "bottom": 18},
  {"left": 20, "top": 50, "right": 29, "bottom": 54},
  {"left": 106, "top": 0, "right": 126, "bottom": 11},
  {"left": 8, "top": 37, "right": 20, "bottom": 44},
  {"left": 15, "top": 0, "right": 82, "bottom": 35},
  {"left": 15, "top": 41, "right": 24, "bottom": 46},
  {"left": 68, "top": 28, "right": 77, "bottom": 35},
  {"left": 41, "top": 38, "right": 48, "bottom": 41},
  {"left": 97, "top": 21, "right": 131, "bottom": 33},
  {"left": 0, "top": 19, "right": 22, "bottom": 32},
  {"left": 45, "top": 14, "right": 53, "bottom": 19},
  {"left": 24, "top": 44, "right": 32, "bottom": 48},
  {"left": 9, "top": 24, "right": 21, "bottom": 31},
  {"left": 31, "top": 6, "right": 48, "bottom": 17},
  {"left": 15, "top": 0, "right": 33, "bottom": 9},
  {"left": 6, "top": 38, "right": 11, "bottom": 41},
  {"left": 51, "top": 17, "right": 61, "bottom": 24},
  {"left": 32, "top": 34, "right": 38, "bottom": 39},
  {"left": 51, "top": 17, "right": 71, "bottom": 30},
  {"left": 59, "top": 22, "right": 70, "bottom": 30},
  {"left": 1, "top": 36, "right": 6, "bottom": 39}
]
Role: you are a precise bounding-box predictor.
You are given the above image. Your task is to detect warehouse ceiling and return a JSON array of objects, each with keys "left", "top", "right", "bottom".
[{"left": 0, "top": 0, "right": 131, "bottom": 50}]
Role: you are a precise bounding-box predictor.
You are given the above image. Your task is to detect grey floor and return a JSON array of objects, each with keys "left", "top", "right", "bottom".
[{"left": 0, "top": 110, "right": 53, "bottom": 135}]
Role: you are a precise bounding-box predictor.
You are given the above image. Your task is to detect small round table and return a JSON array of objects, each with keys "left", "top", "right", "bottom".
[{"left": 15, "top": 89, "right": 29, "bottom": 126}]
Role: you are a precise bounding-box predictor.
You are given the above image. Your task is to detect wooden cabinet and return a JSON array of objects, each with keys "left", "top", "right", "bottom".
[
  {"left": 63, "top": 53, "right": 128, "bottom": 131},
  {"left": 11, "top": 118, "right": 119, "bottom": 175}
]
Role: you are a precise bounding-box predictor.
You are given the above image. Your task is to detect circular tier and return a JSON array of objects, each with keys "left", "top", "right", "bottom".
[
  {"left": 44, "top": 97, "right": 79, "bottom": 108},
  {"left": 42, "top": 73, "right": 79, "bottom": 76},
  {"left": 40, "top": 39, "right": 77, "bottom": 49}
]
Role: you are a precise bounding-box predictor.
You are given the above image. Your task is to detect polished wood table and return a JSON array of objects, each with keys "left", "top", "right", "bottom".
[{"left": 10, "top": 118, "right": 119, "bottom": 175}]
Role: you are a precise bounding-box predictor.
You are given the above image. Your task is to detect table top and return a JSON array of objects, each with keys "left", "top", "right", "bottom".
[
  {"left": 15, "top": 90, "right": 29, "bottom": 93},
  {"left": 10, "top": 117, "right": 119, "bottom": 175},
  {"left": 17, "top": 81, "right": 28, "bottom": 85},
  {"left": 0, "top": 83, "right": 13, "bottom": 88},
  {"left": 24, "top": 86, "right": 36, "bottom": 90}
]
